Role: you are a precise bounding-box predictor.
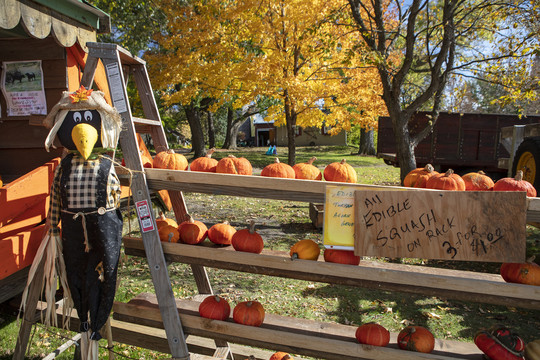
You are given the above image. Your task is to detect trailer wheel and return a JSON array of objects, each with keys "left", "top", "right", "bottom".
[{"left": 512, "top": 138, "right": 540, "bottom": 190}]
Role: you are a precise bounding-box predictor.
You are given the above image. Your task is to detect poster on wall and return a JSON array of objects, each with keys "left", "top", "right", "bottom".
[{"left": 1, "top": 60, "right": 47, "bottom": 116}]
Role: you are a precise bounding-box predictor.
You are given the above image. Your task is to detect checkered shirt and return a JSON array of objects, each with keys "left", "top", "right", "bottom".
[{"left": 49, "top": 155, "right": 121, "bottom": 236}]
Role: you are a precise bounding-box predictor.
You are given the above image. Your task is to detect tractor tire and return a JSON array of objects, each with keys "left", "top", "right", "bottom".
[{"left": 511, "top": 137, "right": 540, "bottom": 191}]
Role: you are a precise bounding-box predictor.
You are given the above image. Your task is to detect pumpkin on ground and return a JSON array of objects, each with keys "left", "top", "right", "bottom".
[
  {"left": 323, "top": 249, "right": 361, "bottom": 265},
  {"left": 323, "top": 159, "right": 357, "bottom": 183},
  {"left": 190, "top": 148, "right": 218, "bottom": 172},
  {"left": 462, "top": 170, "right": 495, "bottom": 191},
  {"left": 500, "top": 256, "right": 540, "bottom": 286},
  {"left": 198, "top": 295, "right": 231, "bottom": 321},
  {"left": 216, "top": 155, "right": 253, "bottom": 175},
  {"left": 474, "top": 326, "right": 525, "bottom": 360},
  {"left": 397, "top": 326, "right": 435, "bottom": 353},
  {"left": 355, "top": 322, "right": 390, "bottom": 347},
  {"left": 269, "top": 352, "right": 293, "bottom": 360},
  {"left": 153, "top": 149, "right": 188, "bottom": 170},
  {"left": 207, "top": 221, "right": 236, "bottom": 246},
  {"left": 293, "top": 157, "right": 322, "bottom": 180},
  {"left": 290, "top": 239, "right": 320, "bottom": 260},
  {"left": 231, "top": 220, "right": 264, "bottom": 254},
  {"left": 425, "top": 169, "right": 465, "bottom": 191},
  {"left": 493, "top": 170, "right": 537, "bottom": 197},
  {"left": 261, "top": 158, "right": 295, "bottom": 179},
  {"left": 525, "top": 339, "right": 540, "bottom": 360},
  {"left": 156, "top": 212, "right": 180, "bottom": 243},
  {"left": 233, "top": 300, "right": 265, "bottom": 327},
  {"left": 404, "top": 164, "right": 437, "bottom": 188},
  {"left": 178, "top": 215, "right": 208, "bottom": 245}
]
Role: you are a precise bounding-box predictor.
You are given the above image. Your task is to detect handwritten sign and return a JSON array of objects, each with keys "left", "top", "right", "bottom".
[
  {"left": 323, "top": 186, "right": 356, "bottom": 250},
  {"left": 354, "top": 190, "right": 527, "bottom": 262}
]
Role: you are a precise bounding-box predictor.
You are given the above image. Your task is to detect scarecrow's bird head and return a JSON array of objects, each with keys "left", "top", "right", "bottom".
[{"left": 57, "top": 109, "right": 103, "bottom": 160}]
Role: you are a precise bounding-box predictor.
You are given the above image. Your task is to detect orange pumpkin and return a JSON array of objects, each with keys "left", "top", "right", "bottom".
[
  {"left": 425, "top": 169, "right": 465, "bottom": 190},
  {"left": 323, "top": 159, "right": 357, "bottom": 183},
  {"left": 493, "top": 170, "right": 537, "bottom": 197},
  {"left": 323, "top": 249, "right": 360, "bottom": 265},
  {"left": 198, "top": 295, "right": 231, "bottom": 321},
  {"left": 122, "top": 149, "right": 153, "bottom": 168},
  {"left": 355, "top": 322, "right": 390, "bottom": 347},
  {"left": 290, "top": 239, "right": 320, "bottom": 260},
  {"left": 462, "top": 171, "right": 495, "bottom": 191},
  {"left": 153, "top": 149, "right": 188, "bottom": 170},
  {"left": 216, "top": 155, "right": 253, "bottom": 175},
  {"left": 500, "top": 256, "right": 540, "bottom": 286},
  {"left": 231, "top": 220, "right": 264, "bottom": 254},
  {"left": 233, "top": 300, "right": 265, "bottom": 327},
  {"left": 293, "top": 157, "right": 322, "bottom": 180},
  {"left": 190, "top": 148, "right": 218, "bottom": 172},
  {"left": 178, "top": 215, "right": 208, "bottom": 245},
  {"left": 261, "top": 158, "right": 295, "bottom": 179},
  {"left": 156, "top": 212, "right": 179, "bottom": 242},
  {"left": 397, "top": 326, "right": 435, "bottom": 353},
  {"left": 207, "top": 221, "right": 236, "bottom": 246},
  {"left": 403, "top": 164, "right": 437, "bottom": 188},
  {"left": 269, "top": 352, "right": 293, "bottom": 360},
  {"left": 156, "top": 212, "right": 178, "bottom": 228}
]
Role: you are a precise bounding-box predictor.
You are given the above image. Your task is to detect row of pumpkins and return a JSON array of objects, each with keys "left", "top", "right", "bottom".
[{"left": 404, "top": 164, "right": 537, "bottom": 197}]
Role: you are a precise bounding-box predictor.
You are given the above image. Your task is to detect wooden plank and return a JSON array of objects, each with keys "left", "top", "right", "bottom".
[
  {"left": 123, "top": 237, "right": 540, "bottom": 310},
  {"left": 0, "top": 266, "right": 29, "bottom": 304}
]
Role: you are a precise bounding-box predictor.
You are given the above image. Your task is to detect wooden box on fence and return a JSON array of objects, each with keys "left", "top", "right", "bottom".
[{"left": 309, "top": 202, "right": 324, "bottom": 229}]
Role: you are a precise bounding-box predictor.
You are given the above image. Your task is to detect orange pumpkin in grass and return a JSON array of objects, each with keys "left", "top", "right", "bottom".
[
  {"left": 425, "top": 169, "right": 465, "bottom": 190},
  {"left": 207, "top": 221, "right": 236, "bottom": 246},
  {"left": 190, "top": 148, "right": 218, "bottom": 172},
  {"left": 261, "top": 158, "right": 295, "bottom": 179},
  {"left": 216, "top": 155, "right": 253, "bottom": 175},
  {"left": 403, "top": 164, "right": 437, "bottom": 188},
  {"left": 269, "top": 352, "right": 293, "bottom": 360},
  {"left": 355, "top": 322, "right": 390, "bottom": 347},
  {"left": 198, "top": 295, "right": 231, "bottom": 321},
  {"left": 462, "top": 170, "right": 495, "bottom": 191},
  {"left": 323, "top": 249, "right": 361, "bottom": 265},
  {"left": 233, "top": 300, "right": 265, "bottom": 327},
  {"left": 493, "top": 170, "right": 537, "bottom": 197},
  {"left": 231, "top": 220, "right": 264, "bottom": 253},
  {"left": 153, "top": 149, "right": 188, "bottom": 170},
  {"left": 178, "top": 215, "right": 208, "bottom": 245},
  {"left": 293, "top": 157, "right": 322, "bottom": 180},
  {"left": 324, "top": 159, "right": 357, "bottom": 183},
  {"left": 398, "top": 326, "right": 435, "bottom": 353}
]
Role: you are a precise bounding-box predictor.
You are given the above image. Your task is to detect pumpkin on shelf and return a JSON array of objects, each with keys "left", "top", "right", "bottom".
[
  {"left": 474, "top": 326, "right": 525, "bottom": 360},
  {"left": 500, "top": 256, "right": 540, "bottom": 286},
  {"left": 493, "top": 170, "right": 537, "bottom": 197},
  {"left": 323, "top": 249, "right": 360, "bottom": 265},
  {"left": 290, "top": 239, "right": 320, "bottom": 260},
  {"left": 207, "top": 221, "right": 236, "bottom": 246},
  {"left": 121, "top": 149, "right": 153, "bottom": 168},
  {"left": 525, "top": 339, "right": 540, "bottom": 360},
  {"left": 198, "top": 295, "right": 231, "bottom": 321},
  {"left": 231, "top": 220, "right": 264, "bottom": 254},
  {"left": 292, "top": 157, "right": 322, "bottom": 180},
  {"left": 404, "top": 164, "right": 438, "bottom": 188},
  {"left": 153, "top": 149, "right": 188, "bottom": 170},
  {"left": 462, "top": 170, "right": 495, "bottom": 191},
  {"left": 355, "top": 322, "right": 390, "bottom": 347},
  {"left": 261, "top": 158, "right": 295, "bottom": 179},
  {"left": 156, "top": 212, "right": 180, "bottom": 243},
  {"left": 178, "top": 215, "right": 208, "bottom": 245},
  {"left": 190, "top": 148, "right": 218, "bottom": 172},
  {"left": 233, "top": 300, "right": 265, "bottom": 327},
  {"left": 425, "top": 169, "right": 465, "bottom": 191},
  {"left": 269, "top": 352, "right": 293, "bottom": 360},
  {"left": 216, "top": 155, "right": 253, "bottom": 175},
  {"left": 397, "top": 326, "right": 435, "bottom": 353},
  {"left": 323, "top": 159, "right": 357, "bottom": 183}
]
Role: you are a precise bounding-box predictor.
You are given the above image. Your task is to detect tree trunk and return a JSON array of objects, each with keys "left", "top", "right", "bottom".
[
  {"left": 207, "top": 111, "right": 215, "bottom": 149},
  {"left": 358, "top": 128, "right": 376, "bottom": 155},
  {"left": 284, "top": 90, "right": 296, "bottom": 165},
  {"left": 393, "top": 112, "right": 417, "bottom": 184},
  {"left": 222, "top": 107, "right": 233, "bottom": 149},
  {"left": 229, "top": 120, "right": 242, "bottom": 149},
  {"left": 184, "top": 103, "right": 206, "bottom": 158}
]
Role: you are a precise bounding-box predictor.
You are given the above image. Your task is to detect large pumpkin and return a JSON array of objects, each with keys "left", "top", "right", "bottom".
[
  {"left": 462, "top": 170, "right": 495, "bottom": 191},
  {"left": 293, "top": 157, "right": 322, "bottom": 180},
  {"left": 397, "top": 326, "right": 435, "bottom": 353},
  {"left": 475, "top": 326, "right": 525, "bottom": 360},
  {"left": 233, "top": 300, "right": 265, "bottom": 327},
  {"left": 500, "top": 256, "right": 540, "bottom": 286},
  {"left": 216, "top": 155, "right": 253, "bottom": 175},
  {"left": 525, "top": 339, "right": 540, "bottom": 360},
  {"left": 231, "top": 220, "right": 264, "bottom": 254},
  {"left": 290, "top": 239, "right": 320, "bottom": 260},
  {"left": 404, "top": 164, "right": 437, "bottom": 188},
  {"left": 425, "top": 169, "right": 465, "bottom": 191},
  {"left": 207, "top": 221, "right": 236, "bottom": 246},
  {"left": 178, "top": 215, "right": 208, "bottom": 245},
  {"left": 198, "top": 295, "right": 231, "bottom": 321},
  {"left": 493, "top": 170, "right": 537, "bottom": 197},
  {"left": 190, "top": 148, "right": 218, "bottom": 173},
  {"left": 261, "top": 158, "right": 295, "bottom": 179},
  {"left": 323, "top": 159, "right": 357, "bottom": 183},
  {"left": 323, "top": 249, "right": 360, "bottom": 265},
  {"left": 269, "top": 352, "right": 293, "bottom": 360},
  {"left": 153, "top": 149, "right": 188, "bottom": 170},
  {"left": 355, "top": 322, "right": 390, "bottom": 347}
]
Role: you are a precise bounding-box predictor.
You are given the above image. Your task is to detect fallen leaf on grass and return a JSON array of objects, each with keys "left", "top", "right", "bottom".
[{"left": 423, "top": 311, "right": 442, "bottom": 319}]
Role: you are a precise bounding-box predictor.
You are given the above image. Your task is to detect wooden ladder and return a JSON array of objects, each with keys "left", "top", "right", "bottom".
[{"left": 13, "top": 42, "right": 231, "bottom": 360}]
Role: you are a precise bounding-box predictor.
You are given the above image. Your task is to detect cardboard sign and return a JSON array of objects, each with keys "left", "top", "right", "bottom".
[
  {"left": 354, "top": 190, "right": 527, "bottom": 262},
  {"left": 323, "top": 186, "right": 356, "bottom": 249}
]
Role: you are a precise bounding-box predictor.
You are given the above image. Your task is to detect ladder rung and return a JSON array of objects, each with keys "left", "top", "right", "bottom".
[{"left": 133, "top": 117, "right": 162, "bottom": 127}]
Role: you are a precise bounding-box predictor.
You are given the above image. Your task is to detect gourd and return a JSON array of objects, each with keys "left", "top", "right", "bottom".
[
  {"left": 397, "top": 326, "right": 435, "bottom": 353},
  {"left": 232, "top": 300, "right": 265, "bottom": 327},
  {"left": 207, "top": 221, "right": 236, "bottom": 246},
  {"left": 178, "top": 215, "right": 208, "bottom": 245},
  {"left": 290, "top": 239, "right": 320, "bottom": 260},
  {"left": 493, "top": 170, "right": 537, "bottom": 197},
  {"left": 269, "top": 352, "right": 293, "bottom": 360},
  {"left": 500, "top": 256, "right": 540, "bottom": 286},
  {"left": 216, "top": 155, "right": 253, "bottom": 175},
  {"left": 198, "top": 295, "right": 231, "bottom": 321},
  {"left": 261, "top": 158, "right": 295, "bottom": 179},
  {"left": 462, "top": 170, "right": 495, "bottom": 191},
  {"left": 156, "top": 212, "right": 180, "bottom": 243},
  {"left": 525, "top": 339, "right": 540, "bottom": 360},
  {"left": 474, "top": 326, "right": 525, "bottom": 360},
  {"left": 323, "top": 159, "right": 357, "bottom": 183},
  {"left": 323, "top": 249, "right": 360, "bottom": 265},
  {"left": 355, "top": 322, "right": 390, "bottom": 347},
  {"left": 404, "top": 164, "right": 437, "bottom": 188},
  {"left": 231, "top": 220, "right": 264, "bottom": 254},
  {"left": 153, "top": 149, "right": 188, "bottom": 170},
  {"left": 425, "top": 169, "right": 465, "bottom": 191},
  {"left": 293, "top": 157, "right": 322, "bottom": 180},
  {"left": 190, "top": 148, "right": 218, "bottom": 172}
]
